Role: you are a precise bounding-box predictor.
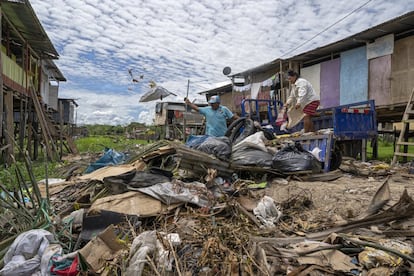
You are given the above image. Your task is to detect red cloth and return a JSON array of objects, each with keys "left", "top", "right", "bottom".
[
  {"left": 275, "top": 108, "right": 287, "bottom": 126},
  {"left": 50, "top": 254, "right": 79, "bottom": 276},
  {"left": 303, "top": 100, "right": 320, "bottom": 115}
]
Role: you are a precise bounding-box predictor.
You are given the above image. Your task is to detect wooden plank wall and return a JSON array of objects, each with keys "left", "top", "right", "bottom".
[
  {"left": 369, "top": 55, "right": 391, "bottom": 106},
  {"left": 391, "top": 36, "right": 414, "bottom": 104}
]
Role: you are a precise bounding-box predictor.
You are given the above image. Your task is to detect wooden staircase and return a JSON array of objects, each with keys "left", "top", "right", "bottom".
[
  {"left": 392, "top": 87, "right": 414, "bottom": 165},
  {"left": 44, "top": 109, "right": 79, "bottom": 155}
]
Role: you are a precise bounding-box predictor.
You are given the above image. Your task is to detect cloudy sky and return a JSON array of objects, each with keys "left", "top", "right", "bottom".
[{"left": 30, "top": 0, "right": 413, "bottom": 126}]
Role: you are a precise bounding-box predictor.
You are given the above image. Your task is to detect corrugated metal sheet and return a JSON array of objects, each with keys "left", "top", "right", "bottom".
[
  {"left": 289, "top": 11, "right": 414, "bottom": 65},
  {"left": 233, "top": 11, "right": 414, "bottom": 77},
  {"left": 340, "top": 46, "right": 368, "bottom": 104},
  {"left": 43, "top": 59, "right": 66, "bottom": 81},
  {"left": 1, "top": 0, "right": 59, "bottom": 59}
]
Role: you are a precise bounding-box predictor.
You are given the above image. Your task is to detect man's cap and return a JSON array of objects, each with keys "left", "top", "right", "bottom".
[
  {"left": 208, "top": 95, "right": 220, "bottom": 104},
  {"left": 287, "top": 69, "right": 297, "bottom": 77}
]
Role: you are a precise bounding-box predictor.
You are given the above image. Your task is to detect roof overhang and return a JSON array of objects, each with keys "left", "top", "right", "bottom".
[
  {"left": 1, "top": 0, "right": 59, "bottom": 59},
  {"left": 288, "top": 11, "right": 414, "bottom": 65},
  {"left": 44, "top": 59, "right": 66, "bottom": 81},
  {"left": 231, "top": 58, "right": 284, "bottom": 79},
  {"left": 58, "top": 98, "right": 78, "bottom": 107},
  {"left": 232, "top": 11, "right": 414, "bottom": 77}
]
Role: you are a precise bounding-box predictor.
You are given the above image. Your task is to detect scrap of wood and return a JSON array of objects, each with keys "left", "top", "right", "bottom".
[
  {"left": 233, "top": 201, "right": 262, "bottom": 228},
  {"left": 299, "top": 170, "right": 343, "bottom": 182},
  {"left": 356, "top": 175, "right": 391, "bottom": 219},
  {"left": 401, "top": 173, "right": 414, "bottom": 178},
  {"left": 78, "top": 164, "right": 137, "bottom": 181},
  {"left": 337, "top": 233, "right": 414, "bottom": 263}
]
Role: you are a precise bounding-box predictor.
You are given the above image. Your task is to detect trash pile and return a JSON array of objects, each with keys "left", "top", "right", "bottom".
[{"left": 1, "top": 133, "right": 414, "bottom": 275}]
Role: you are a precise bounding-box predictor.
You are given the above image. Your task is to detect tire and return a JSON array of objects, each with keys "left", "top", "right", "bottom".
[
  {"left": 329, "top": 147, "right": 343, "bottom": 171},
  {"left": 225, "top": 117, "right": 246, "bottom": 137},
  {"left": 225, "top": 117, "right": 256, "bottom": 144}
]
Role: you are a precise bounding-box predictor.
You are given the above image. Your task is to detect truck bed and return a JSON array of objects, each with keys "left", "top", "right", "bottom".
[{"left": 278, "top": 100, "right": 378, "bottom": 172}]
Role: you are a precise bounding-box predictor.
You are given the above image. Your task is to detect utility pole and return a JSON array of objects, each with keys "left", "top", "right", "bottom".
[{"left": 183, "top": 79, "right": 190, "bottom": 142}]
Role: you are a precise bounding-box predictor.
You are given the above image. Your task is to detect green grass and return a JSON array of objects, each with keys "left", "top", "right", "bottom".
[
  {"left": 371, "top": 143, "right": 394, "bottom": 162},
  {"left": 74, "top": 135, "right": 149, "bottom": 153},
  {"left": 0, "top": 136, "right": 149, "bottom": 189},
  {"left": 0, "top": 158, "right": 62, "bottom": 189},
  {"left": 367, "top": 137, "right": 414, "bottom": 163}
]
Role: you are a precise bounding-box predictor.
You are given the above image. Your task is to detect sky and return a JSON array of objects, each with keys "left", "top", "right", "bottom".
[{"left": 30, "top": 0, "right": 414, "bottom": 126}]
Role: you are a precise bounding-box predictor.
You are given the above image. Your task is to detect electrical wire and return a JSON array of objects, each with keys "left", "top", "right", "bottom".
[{"left": 280, "top": 0, "right": 374, "bottom": 58}]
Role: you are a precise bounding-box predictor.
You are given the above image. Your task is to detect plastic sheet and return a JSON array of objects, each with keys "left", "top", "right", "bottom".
[
  {"left": 85, "top": 148, "right": 126, "bottom": 173},
  {"left": 232, "top": 132, "right": 273, "bottom": 167},
  {"left": 103, "top": 169, "right": 171, "bottom": 192},
  {"left": 137, "top": 180, "right": 211, "bottom": 207},
  {"left": 253, "top": 196, "right": 282, "bottom": 228},
  {"left": 0, "top": 229, "right": 56, "bottom": 276},
  {"left": 193, "top": 136, "right": 232, "bottom": 160},
  {"left": 126, "top": 231, "right": 158, "bottom": 276},
  {"left": 185, "top": 135, "right": 210, "bottom": 148}
]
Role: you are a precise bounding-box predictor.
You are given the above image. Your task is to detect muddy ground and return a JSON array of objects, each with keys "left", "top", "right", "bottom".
[{"left": 266, "top": 173, "right": 414, "bottom": 224}]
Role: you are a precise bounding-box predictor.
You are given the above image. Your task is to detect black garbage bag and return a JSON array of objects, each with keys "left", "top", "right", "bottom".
[
  {"left": 272, "top": 142, "right": 321, "bottom": 173},
  {"left": 196, "top": 136, "right": 232, "bottom": 160},
  {"left": 103, "top": 169, "right": 172, "bottom": 193},
  {"left": 232, "top": 147, "right": 274, "bottom": 167}
]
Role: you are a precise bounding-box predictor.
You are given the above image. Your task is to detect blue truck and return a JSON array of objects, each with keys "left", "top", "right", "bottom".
[{"left": 240, "top": 99, "right": 378, "bottom": 172}]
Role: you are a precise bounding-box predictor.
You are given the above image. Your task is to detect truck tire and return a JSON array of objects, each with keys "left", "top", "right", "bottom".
[
  {"left": 330, "top": 147, "right": 342, "bottom": 171},
  {"left": 225, "top": 117, "right": 256, "bottom": 144}
]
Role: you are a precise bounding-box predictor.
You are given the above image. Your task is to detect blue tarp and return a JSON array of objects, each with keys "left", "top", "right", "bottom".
[{"left": 85, "top": 148, "right": 126, "bottom": 174}]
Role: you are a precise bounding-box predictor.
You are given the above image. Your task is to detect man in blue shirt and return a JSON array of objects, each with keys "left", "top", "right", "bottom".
[{"left": 185, "top": 95, "right": 239, "bottom": 137}]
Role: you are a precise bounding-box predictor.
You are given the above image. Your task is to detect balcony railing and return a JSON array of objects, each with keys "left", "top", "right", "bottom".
[{"left": 1, "top": 52, "right": 28, "bottom": 88}]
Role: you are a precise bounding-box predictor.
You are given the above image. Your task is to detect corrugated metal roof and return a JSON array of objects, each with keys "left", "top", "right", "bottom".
[
  {"left": 288, "top": 11, "right": 414, "bottom": 65},
  {"left": 1, "top": 0, "right": 59, "bottom": 58},
  {"left": 233, "top": 11, "right": 414, "bottom": 77},
  {"left": 44, "top": 59, "right": 66, "bottom": 81}
]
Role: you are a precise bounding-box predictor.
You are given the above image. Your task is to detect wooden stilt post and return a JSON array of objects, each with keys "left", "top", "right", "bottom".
[{"left": 4, "top": 90, "right": 13, "bottom": 165}]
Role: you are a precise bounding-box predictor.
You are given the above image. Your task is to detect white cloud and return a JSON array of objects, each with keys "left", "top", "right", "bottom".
[{"left": 30, "top": 0, "right": 414, "bottom": 125}]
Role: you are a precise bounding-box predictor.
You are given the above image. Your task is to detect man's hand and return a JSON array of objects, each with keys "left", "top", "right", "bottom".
[
  {"left": 185, "top": 98, "right": 199, "bottom": 112},
  {"left": 295, "top": 103, "right": 301, "bottom": 109}
]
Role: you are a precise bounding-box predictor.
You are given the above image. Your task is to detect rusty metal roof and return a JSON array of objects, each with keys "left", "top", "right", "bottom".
[
  {"left": 233, "top": 11, "right": 414, "bottom": 77},
  {"left": 288, "top": 11, "right": 414, "bottom": 65},
  {"left": 1, "top": 0, "right": 59, "bottom": 59},
  {"left": 44, "top": 59, "right": 66, "bottom": 81}
]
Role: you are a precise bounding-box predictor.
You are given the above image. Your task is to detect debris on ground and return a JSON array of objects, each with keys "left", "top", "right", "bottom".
[{"left": 1, "top": 136, "right": 414, "bottom": 275}]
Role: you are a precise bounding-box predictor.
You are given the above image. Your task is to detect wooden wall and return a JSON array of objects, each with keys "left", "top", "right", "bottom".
[
  {"left": 369, "top": 55, "right": 391, "bottom": 106},
  {"left": 391, "top": 36, "right": 414, "bottom": 104}
]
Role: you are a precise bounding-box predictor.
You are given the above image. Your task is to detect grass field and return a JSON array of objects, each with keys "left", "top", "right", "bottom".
[
  {"left": 74, "top": 135, "right": 149, "bottom": 153},
  {"left": 368, "top": 142, "right": 394, "bottom": 162}
]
